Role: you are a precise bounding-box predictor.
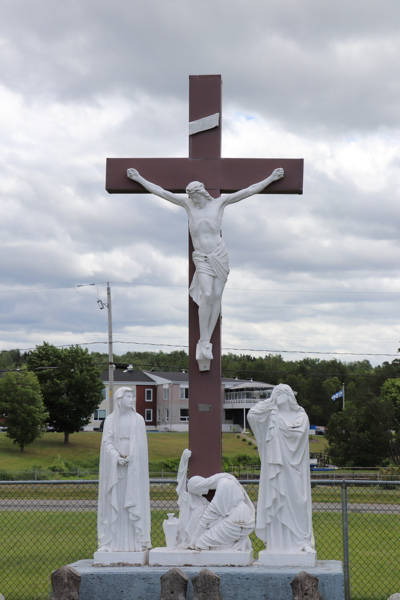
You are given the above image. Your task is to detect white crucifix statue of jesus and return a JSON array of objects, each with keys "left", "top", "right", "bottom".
[{"left": 127, "top": 167, "right": 284, "bottom": 366}]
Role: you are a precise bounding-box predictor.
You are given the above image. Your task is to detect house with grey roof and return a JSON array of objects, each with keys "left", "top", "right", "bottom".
[{"left": 89, "top": 369, "right": 274, "bottom": 432}]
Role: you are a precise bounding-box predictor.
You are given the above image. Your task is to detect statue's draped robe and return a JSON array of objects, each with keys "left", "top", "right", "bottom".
[
  {"left": 247, "top": 401, "right": 313, "bottom": 553},
  {"left": 176, "top": 471, "right": 255, "bottom": 551},
  {"left": 97, "top": 408, "right": 151, "bottom": 552}
]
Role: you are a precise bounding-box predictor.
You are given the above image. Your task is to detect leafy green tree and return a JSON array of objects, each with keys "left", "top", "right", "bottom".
[
  {"left": 326, "top": 395, "right": 397, "bottom": 467},
  {"left": 26, "top": 343, "right": 104, "bottom": 444},
  {"left": 380, "top": 378, "right": 400, "bottom": 422},
  {"left": 0, "top": 371, "right": 48, "bottom": 451},
  {"left": 0, "top": 349, "right": 25, "bottom": 370},
  {"left": 379, "top": 378, "right": 400, "bottom": 465}
]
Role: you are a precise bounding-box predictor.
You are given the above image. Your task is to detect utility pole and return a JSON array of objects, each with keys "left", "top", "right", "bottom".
[{"left": 107, "top": 282, "right": 114, "bottom": 413}]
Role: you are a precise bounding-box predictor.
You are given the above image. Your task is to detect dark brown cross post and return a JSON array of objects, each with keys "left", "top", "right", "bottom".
[{"left": 106, "top": 74, "right": 303, "bottom": 478}]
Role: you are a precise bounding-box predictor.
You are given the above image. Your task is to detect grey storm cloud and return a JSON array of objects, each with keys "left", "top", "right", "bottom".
[
  {"left": 1, "top": 0, "right": 400, "bottom": 364},
  {"left": 2, "top": 0, "right": 400, "bottom": 132}
]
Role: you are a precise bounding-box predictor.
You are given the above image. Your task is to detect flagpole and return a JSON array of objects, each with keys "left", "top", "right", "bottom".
[{"left": 342, "top": 383, "right": 345, "bottom": 410}]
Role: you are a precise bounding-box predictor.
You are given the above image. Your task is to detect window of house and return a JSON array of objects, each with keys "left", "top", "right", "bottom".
[
  {"left": 145, "top": 389, "right": 153, "bottom": 402},
  {"left": 180, "top": 408, "right": 189, "bottom": 422},
  {"left": 180, "top": 387, "right": 189, "bottom": 399},
  {"left": 165, "top": 408, "right": 169, "bottom": 422},
  {"left": 93, "top": 409, "right": 107, "bottom": 420},
  {"left": 157, "top": 409, "right": 160, "bottom": 422},
  {"left": 163, "top": 386, "right": 169, "bottom": 400},
  {"left": 145, "top": 409, "right": 153, "bottom": 422}
]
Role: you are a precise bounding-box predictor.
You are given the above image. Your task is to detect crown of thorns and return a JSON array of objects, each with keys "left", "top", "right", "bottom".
[{"left": 185, "top": 181, "right": 205, "bottom": 194}]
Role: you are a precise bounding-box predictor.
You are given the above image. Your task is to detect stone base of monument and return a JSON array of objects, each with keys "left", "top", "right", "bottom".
[
  {"left": 64, "top": 559, "right": 344, "bottom": 600},
  {"left": 258, "top": 549, "right": 317, "bottom": 567},
  {"left": 93, "top": 550, "right": 148, "bottom": 566},
  {"left": 148, "top": 547, "right": 253, "bottom": 566}
]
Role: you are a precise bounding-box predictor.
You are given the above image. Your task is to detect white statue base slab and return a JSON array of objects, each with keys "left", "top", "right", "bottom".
[
  {"left": 93, "top": 550, "right": 148, "bottom": 566},
  {"left": 148, "top": 547, "right": 253, "bottom": 567},
  {"left": 258, "top": 550, "right": 316, "bottom": 567}
]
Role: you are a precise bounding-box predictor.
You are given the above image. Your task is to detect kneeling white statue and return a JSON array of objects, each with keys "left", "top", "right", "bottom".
[
  {"left": 171, "top": 449, "right": 255, "bottom": 551},
  {"left": 97, "top": 387, "right": 151, "bottom": 554},
  {"left": 247, "top": 384, "right": 315, "bottom": 564}
]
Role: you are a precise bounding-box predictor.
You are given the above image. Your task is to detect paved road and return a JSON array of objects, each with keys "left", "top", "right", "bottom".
[{"left": 1, "top": 499, "right": 399, "bottom": 513}]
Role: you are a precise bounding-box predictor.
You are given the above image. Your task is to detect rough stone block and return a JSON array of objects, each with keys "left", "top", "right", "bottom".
[
  {"left": 192, "top": 569, "right": 220, "bottom": 600},
  {"left": 388, "top": 595, "right": 400, "bottom": 600},
  {"left": 160, "top": 568, "right": 188, "bottom": 600},
  {"left": 52, "top": 566, "right": 81, "bottom": 600},
  {"left": 291, "top": 571, "right": 322, "bottom": 600},
  {"left": 68, "top": 559, "right": 344, "bottom": 600}
]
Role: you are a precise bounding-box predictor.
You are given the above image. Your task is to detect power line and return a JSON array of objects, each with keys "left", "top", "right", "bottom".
[
  {"left": 1, "top": 281, "right": 400, "bottom": 295},
  {"left": 2, "top": 360, "right": 396, "bottom": 380},
  {"left": 0, "top": 361, "right": 109, "bottom": 374},
  {"left": 104, "top": 281, "right": 400, "bottom": 295},
  {"left": 1, "top": 340, "right": 399, "bottom": 357}
]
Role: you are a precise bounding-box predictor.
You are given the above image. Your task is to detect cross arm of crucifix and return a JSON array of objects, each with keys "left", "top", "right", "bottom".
[
  {"left": 221, "top": 167, "right": 285, "bottom": 206},
  {"left": 127, "top": 168, "right": 187, "bottom": 207}
]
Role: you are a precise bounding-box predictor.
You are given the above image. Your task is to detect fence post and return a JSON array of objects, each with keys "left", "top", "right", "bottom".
[{"left": 341, "top": 480, "right": 350, "bottom": 600}]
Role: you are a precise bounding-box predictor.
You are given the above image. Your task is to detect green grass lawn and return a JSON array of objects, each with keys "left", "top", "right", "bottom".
[
  {"left": 0, "top": 432, "right": 102, "bottom": 470},
  {"left": 1, "top": 508, "right": 399, "bottom": 600},
  {"left": 0, "top": 431, "right": 264, "bottom": 471},
  {"left": 308, "top": 435, "right": 329, "bottom": 453}
]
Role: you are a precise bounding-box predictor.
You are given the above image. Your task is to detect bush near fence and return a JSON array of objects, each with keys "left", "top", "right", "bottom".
[{"left": 1, "top": 480, "right": 399, "bottom": 600}]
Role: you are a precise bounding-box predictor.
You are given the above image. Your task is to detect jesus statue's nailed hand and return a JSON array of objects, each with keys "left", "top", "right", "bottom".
[
  {"left": 271, "top": 168, "right": 284, "bottom": 181},
  {"left": 127, "top": 168, "right": 140, "bottom": 181}
]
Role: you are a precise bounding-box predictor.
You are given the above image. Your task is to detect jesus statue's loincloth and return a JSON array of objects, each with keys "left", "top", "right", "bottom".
[{"left": 189, "top": 240, "right": 230, "bottom": 306}]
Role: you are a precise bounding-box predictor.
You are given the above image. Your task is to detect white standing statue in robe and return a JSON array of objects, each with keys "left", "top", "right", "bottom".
[
  {"left": 97, "top": 387, "right": 151, "bottom": 553},
  {"left": 170, "top": 449, "right": 255, "bottom": 551},
  {"left": 127, "top": 167, "right": 284, "bottom": 367},
  {"left": 247, "top": 384, "right": 315, "bottom": 556}
]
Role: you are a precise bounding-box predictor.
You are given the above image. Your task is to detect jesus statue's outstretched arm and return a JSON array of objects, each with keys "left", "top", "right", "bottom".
[
  {"left": 221, "top": 168, "right": 284, "bottom": 206},
  {"left": 127, "top": 168, "right": 186, "bottom": 207}
]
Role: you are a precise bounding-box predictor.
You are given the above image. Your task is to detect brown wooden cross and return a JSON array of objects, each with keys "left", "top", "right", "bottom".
[{"left": 106, "top": 75, "right": 303, "bottom": 478}]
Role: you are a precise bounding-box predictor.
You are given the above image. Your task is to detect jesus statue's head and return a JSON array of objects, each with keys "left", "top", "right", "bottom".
[{"left": 186, "top": 181, "right": 214, "bottom": 203}]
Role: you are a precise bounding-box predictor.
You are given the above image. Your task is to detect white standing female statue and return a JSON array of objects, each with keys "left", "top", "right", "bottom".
[
  {"left": 127, "top": 167, "right": 284, "bottom": 366},
  {"left": 173, "top": 449, "right": 255, "bottom": 551},
  {"left": 247, "top": 384, "right": 315, "bottom": 558},
  {"left": 97, "top": 387, "right": 151, "bottom": 554}
]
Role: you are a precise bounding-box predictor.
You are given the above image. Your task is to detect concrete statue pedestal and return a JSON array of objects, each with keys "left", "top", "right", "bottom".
[
  {"left": 149, "top": 547, "right": 253, "bottom": 567},
  {"left": 62, "top": 559, "right": 344, "bottom": 600},
  {"left": 93, "top": 550, "right": 148, "bottom": 566}
]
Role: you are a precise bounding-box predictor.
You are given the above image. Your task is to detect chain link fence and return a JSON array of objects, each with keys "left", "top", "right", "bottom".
[{"left": 1, "top": 479, "right": 399, "bottom": 600}]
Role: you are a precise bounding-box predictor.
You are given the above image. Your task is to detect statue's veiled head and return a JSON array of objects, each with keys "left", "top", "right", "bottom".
[
  {"left": 271, "top": 383, "right": 300, "bottom": 411},
  {"left": 114, "top": 386, "right": 136, "bottom": 411},
  {"left": 186, "top": 181, "right": 213, "bottom": 203}
]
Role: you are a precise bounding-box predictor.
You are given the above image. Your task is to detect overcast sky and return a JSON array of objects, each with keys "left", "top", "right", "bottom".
[{"left": 1, "top": 0, "right": 400, "bottom": 368}]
